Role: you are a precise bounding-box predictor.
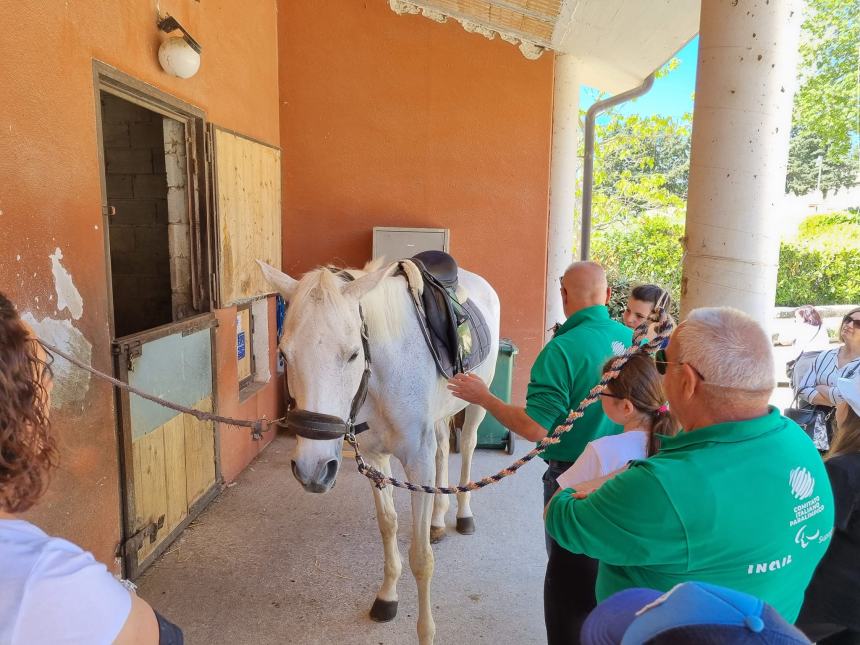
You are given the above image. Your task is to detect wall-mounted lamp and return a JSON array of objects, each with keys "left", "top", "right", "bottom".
[{"left": 157, "top": 15, "right": 202, "bottom": 79}]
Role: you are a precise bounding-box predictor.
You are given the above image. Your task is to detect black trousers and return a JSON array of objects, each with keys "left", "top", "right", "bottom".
[
  {"left": 543, "top": 462, "right": 600, "bottom": 645},
  {"left": 155, "top": 611, "right": 184, "bottom": 645},
  {"left": 796, "top": 624, "right": 860, "bottom": 645}
]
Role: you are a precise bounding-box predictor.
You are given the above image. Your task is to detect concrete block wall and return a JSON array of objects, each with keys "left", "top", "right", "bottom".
[
  {"left": 163, "top": 119, "right": 194, "bottom": 320},
  {"left": 102, "top": 93, "right": 173, "bottom": 337}
]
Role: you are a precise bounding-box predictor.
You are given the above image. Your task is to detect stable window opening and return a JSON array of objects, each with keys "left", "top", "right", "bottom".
[
  {"left": 238, "top": 297, "right": 272, "bottom": 399},
  {"left": 100, "top": 91, "right": 202, "bottom": 338}
]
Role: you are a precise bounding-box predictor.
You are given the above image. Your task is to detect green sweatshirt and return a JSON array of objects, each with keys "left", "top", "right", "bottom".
[
  {"left": 545, "top": 408, "right": 834, "bottom": 621},
  {"left": 525, "top": 306, "right": 633, "bottom": 463}
]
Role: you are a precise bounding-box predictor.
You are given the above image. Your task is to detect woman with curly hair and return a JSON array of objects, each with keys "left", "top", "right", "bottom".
[{"left": 0, "top": 292, "right": 175, "bottom": 644}]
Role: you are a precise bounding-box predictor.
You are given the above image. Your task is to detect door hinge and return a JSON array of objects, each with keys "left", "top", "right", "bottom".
[
  {"left": 118, "top": 515, "right": 165, "bottom": 558},
  {"left": 112, "top": 340, "right": 143, "bottom": 372},
  {"left": 102, "top": 204, "right": 117, "bottom": 217}
]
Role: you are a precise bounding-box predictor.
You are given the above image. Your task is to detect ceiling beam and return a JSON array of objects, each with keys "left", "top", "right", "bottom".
[{"left": 481, "top": 0, "right": 558, "bottom": 24}]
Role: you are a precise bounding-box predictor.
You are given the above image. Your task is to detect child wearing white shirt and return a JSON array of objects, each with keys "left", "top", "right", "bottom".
[{"left": 557, "top": 352, "right": 676, "bottom": 490}]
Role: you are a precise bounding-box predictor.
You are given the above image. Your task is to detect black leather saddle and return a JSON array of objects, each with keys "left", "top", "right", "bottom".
[{"left": 403, "top": 251, "right": 491, "bottom": 379}]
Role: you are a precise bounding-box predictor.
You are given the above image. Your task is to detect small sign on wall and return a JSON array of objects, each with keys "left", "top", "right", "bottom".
[
  {"left": 236, "top": 308, "right": 252, "bottom": 383},
  {"left": 237, "top": 331, "right": 246, "bottom": 360}
]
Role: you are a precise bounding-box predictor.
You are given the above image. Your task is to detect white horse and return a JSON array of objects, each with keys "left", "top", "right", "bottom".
[{"left": 259, "top": 259, "right": 500, "bottom": 645}]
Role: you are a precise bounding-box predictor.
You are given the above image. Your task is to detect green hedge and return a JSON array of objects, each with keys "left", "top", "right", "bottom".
[
  {"left": 593, "top": 211, "right": 859, "bottom": 309},
  {"left": 592, "top": 212, "right": 684, "bottom": 318},
  {"left": 776, "top": 243, "right": 860, "bottom": 306}
]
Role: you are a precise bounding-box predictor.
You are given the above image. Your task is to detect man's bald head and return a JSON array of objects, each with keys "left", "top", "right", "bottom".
[{"left": 560, "top": 261, "right": 610, "bottom": 318}]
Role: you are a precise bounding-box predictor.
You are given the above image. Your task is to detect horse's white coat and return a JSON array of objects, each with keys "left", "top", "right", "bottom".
[{"left": 259, "top": 260, "right": 500, "bottom": 645}]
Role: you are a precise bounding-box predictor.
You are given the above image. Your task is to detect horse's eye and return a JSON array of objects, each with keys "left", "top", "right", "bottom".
[{"left": 348, "top": 350, "right": 360, "bottom": 363}]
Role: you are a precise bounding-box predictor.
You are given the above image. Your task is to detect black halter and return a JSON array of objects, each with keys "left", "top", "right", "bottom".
[{"left": 282, "top": 271, "right": 372, "bottom": 441}]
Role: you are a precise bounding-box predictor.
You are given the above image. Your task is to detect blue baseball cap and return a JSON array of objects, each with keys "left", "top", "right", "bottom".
[{"left": 581, "top": 582, "right": 811, "bottom": 644}]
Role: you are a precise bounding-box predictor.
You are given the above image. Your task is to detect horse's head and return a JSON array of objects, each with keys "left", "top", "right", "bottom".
[{"left": 258, "top": 260, "right": 390, "bottom": 493}]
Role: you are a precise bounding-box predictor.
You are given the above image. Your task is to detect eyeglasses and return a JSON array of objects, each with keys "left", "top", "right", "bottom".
[
  {"left": 843, "top": 315, "right": 860, "bottom": 329},
  {"left": 654, "top": 359, "right": 706, "bottom": 381},
  {"left": 599, "top": 391, "right": 622, "bottom": 399}
]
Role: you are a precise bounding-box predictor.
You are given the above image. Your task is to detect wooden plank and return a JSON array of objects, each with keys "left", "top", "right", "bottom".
[
  {"left": 132, "top": 426, "right": 168, "bottom": 562},
  {"left": 162, "top": 413, "right": 188, "bottom": 536},
  {"left": 184, "top": 397, "right": 216, "bottom": 505},
  {"left": 214, "top": 128, "right": 282, "bottom": 305}
]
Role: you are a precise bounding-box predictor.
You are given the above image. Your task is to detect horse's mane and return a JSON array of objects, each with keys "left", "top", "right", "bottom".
[{"left": 291, "top": 260, "right": 414, "bottom": 342}]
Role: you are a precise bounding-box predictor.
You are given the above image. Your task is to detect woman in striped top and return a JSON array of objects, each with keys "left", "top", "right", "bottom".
[{"left": 798, "top": 307, "right": 860, "bottom": 408}]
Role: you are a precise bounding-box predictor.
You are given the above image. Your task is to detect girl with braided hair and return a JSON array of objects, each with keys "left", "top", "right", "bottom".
[{"left": 556, "top": 352, "right": 676, "bottom": 490}]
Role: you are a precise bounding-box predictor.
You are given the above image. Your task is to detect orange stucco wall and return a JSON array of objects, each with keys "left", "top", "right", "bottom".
[
  {"left": 0, "top": 1, "right": 280, "bottom": 570},
  {"left": 215, "top": 300, "right": 284, "bottom": 483},
  {"left": 278, "top": 1, "right": 554, "bottom": 401}
]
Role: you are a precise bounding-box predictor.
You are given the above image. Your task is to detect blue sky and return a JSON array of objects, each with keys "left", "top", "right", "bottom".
[{"left": 581, "top": 37, "right": 699, "bottom": 120}]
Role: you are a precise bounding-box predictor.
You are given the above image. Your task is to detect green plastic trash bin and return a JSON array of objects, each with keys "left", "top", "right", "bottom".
[{"left": 477, "top": 339, "right": 518, "bottom": 454}]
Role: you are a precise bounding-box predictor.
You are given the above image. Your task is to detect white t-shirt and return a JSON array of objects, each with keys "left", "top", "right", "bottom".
[
  {"left": 0, "top": 519, "right": 131, "bottom": 644},
  {"left": 556, "top": 430, "right": 649, "bottom": 490}
]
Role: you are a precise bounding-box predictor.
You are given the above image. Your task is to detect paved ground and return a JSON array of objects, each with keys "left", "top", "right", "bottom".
[{"left": 138, "top": 434, "right": 548, "bottom": 645}]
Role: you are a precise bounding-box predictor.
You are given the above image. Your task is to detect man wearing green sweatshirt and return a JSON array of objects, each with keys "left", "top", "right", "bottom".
[
  {"left": 545, "top": 307, "right": 834, "bottom": 623},
  {"left": 449, "top": 261, "right": 633, "bottom": 644}
]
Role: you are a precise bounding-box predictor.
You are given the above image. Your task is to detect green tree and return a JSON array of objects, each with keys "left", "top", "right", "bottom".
[
  {"left": 591, "top": 112, "right": 691, "bottom": 230},
  {"left": 786, "top": 127, "right": 859, "bottom": 197},
  {"left": 786, "top": 0, "right": 859, "bottom": 195},
  {"left": 592, "top": 211, "right": 685, "bottom": 307}
]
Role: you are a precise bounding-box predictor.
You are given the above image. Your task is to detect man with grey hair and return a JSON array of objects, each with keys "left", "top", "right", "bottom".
[{"left": 545, "top": 306, "right": 834, "bottom": 623}]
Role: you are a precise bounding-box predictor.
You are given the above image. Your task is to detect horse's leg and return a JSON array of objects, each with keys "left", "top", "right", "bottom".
[
  {"left": 366, "top": 452, "right": 402, "bottom": 623},
  {"left": 430, "top": 417, "right": 450, "bottom": 544},
  {"left": 404, "top": 445, "right": 437, "bottom": 645},
  {"left": 455, "top": 403, "right": 486, "bottom": 535}
]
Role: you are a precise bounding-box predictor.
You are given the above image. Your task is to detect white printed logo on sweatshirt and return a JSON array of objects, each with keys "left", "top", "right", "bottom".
[
  {"left": 611, "top": 341, "right": 626, "bottom": 357},
  {"left": 789, "top": 467, "right": 815, "bottom": 500},
  {"left": 794, "top": 525, "right": 820, "bottom": 549}
]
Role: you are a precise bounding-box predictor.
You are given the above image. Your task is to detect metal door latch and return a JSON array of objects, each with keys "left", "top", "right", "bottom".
[
  {"left": 119, "top": 514, "right": 165, "bottom": 557},
  {"left": 112, "top": 340, "right": 143, "bottom": 371}
]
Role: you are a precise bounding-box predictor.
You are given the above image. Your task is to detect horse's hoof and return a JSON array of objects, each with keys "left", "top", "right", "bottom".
[
  {"left": 430, "top": 525, "right": 447, "bottom": 543},
  {"left": 370, "top": 598, "right": 398, "bottom": 623},
  {"left": 456, "top": 517, "right": 476, "bottom": 535}
]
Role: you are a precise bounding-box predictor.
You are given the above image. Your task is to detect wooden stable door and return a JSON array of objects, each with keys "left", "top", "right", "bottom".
[
  {"left": 113, "top": 317, "right": 219, "bottom": 578},
  {"left": 95, "top": 66, "right": 219, "bottom": 579}
]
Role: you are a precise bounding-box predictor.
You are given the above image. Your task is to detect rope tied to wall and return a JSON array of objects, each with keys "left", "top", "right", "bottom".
[{"left": 38, "top": 340, "right": 282, "bottom": 440}]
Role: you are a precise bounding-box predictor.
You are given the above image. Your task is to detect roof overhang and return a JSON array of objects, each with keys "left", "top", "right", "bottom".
[{"left": 389, "top": 0, "right": 700, "bottom": 92}]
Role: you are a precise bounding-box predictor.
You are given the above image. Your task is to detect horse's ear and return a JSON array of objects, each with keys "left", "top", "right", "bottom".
[
  {"left": 342, "top": 265, "right": 393, "bottom": 301},
  {"left": 257, "top": 260, "right": 298, "bottom": 302}
]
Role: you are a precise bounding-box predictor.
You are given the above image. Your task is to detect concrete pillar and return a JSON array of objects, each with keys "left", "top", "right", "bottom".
[
  {"left": 681, "top": 0, "right": 802, "bottom": 325},
  {"left": 545, "top": 54, "right": 580, "bottom": 340}
]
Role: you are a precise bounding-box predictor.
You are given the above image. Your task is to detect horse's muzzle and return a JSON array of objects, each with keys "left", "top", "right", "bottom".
[{"left": 291, "top": 458, "right": 340, "bottom": 493}]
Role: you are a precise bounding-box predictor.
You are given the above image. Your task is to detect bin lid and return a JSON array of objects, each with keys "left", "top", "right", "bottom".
[{"left": 499, "top": 338, "right": 518, "bottom": 355}]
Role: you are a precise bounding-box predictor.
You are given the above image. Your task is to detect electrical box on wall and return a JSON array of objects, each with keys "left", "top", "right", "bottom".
[{"left": 372, "top": 227, "right": 450, "bottom": 261}]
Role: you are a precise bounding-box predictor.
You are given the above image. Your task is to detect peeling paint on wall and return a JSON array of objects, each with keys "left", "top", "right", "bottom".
[
  {"left": 22, "top": 313, "right": 92, "bottom": 410},
  {"left": 50, "top": 247, "right": 84, "bottom": 320}
]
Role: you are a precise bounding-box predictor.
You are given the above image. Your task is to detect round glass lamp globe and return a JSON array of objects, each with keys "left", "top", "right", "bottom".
[{"left": 158, "top": 37, "right": 200, "bottom": 79}]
